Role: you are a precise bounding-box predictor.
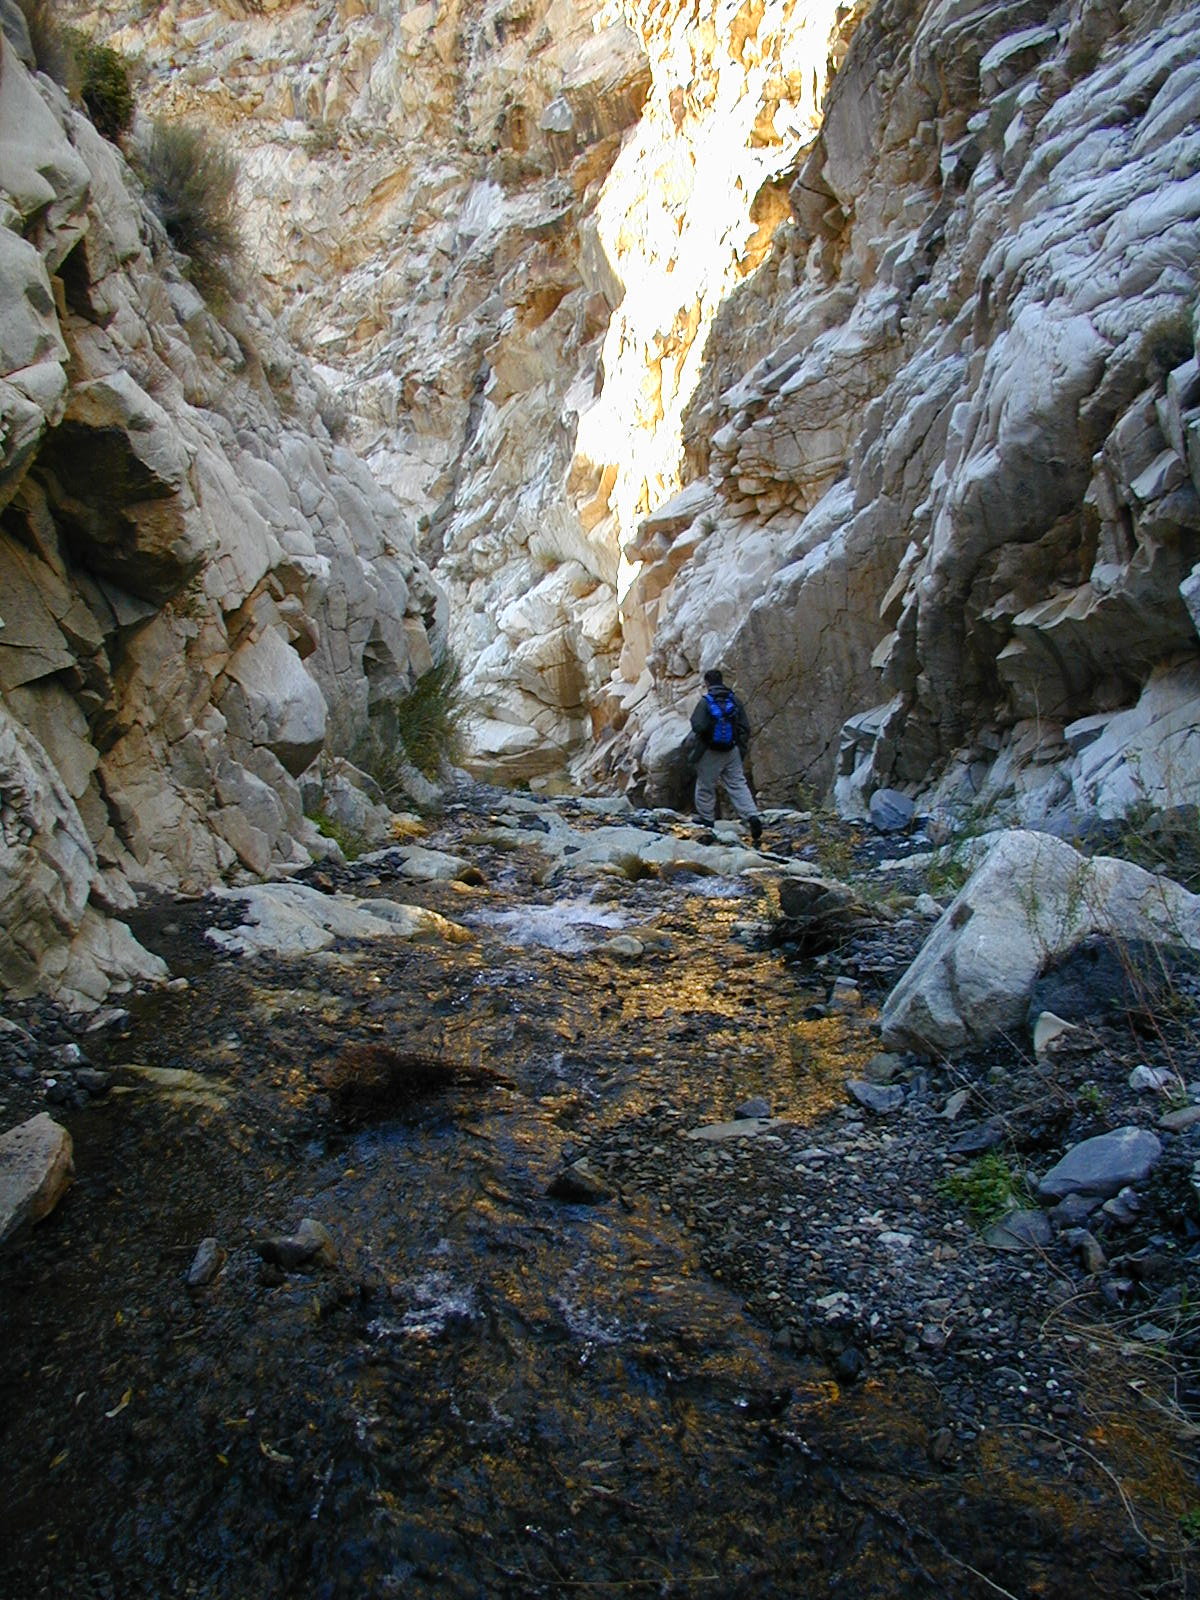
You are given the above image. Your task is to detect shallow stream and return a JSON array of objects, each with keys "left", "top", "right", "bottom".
[{"left": 0, "top": 803, "right": 1177, "bottom": 1597}]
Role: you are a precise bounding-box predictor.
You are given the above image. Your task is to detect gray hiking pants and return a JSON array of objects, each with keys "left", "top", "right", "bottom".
[{"left": 694, "top": 746, "right": 757, "bottom": 823}]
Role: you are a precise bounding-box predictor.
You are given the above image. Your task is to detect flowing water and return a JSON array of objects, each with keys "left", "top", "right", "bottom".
[{"left": 0, "top": 804, "right": 1178, "bottom": 1597}]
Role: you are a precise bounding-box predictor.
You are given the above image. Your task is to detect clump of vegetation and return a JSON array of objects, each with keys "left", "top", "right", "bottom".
[
  {"left": 306, "top": 808, "right": 367, "bottom": 862},
  {"left": 66, "top": 28, "right": 135, "bottom": 141},
  {"left": 20, "top": 3, "right": 136, "bottom": 144},
  {"left": 1115, "top": 799, "right": 1200, "bottom": 894},
  {"left": 937, "top": 1150, "right": 1022, "bottom": 1227},
  {"left": 925, "top": 850, "right": 970, "bottom": 898},
  {"left": 16, "top": 0, "right": 78, "bottom": 89},
  {"left": 134, "top": 119, "right": 242, "bottom": 300},
  {"left": 351, "top": 655, "right": 468, "bottom": 797}
]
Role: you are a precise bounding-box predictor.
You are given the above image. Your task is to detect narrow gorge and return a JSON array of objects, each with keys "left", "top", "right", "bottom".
[{"left": 3, "top": 0, "right": 1200, "bottom": 1592}]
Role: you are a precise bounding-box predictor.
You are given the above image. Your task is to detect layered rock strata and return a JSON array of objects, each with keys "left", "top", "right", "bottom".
[
  {"left": 619, "top": 0, "right": 1200, "bottom": 823},
  {"left": 0, "top": 19, "right": 441, "bottom": 1006}
]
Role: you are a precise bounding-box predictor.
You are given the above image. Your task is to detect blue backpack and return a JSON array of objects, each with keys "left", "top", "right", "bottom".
[{"left": 704, "top": 689, "right": 737, "bottom": 750}]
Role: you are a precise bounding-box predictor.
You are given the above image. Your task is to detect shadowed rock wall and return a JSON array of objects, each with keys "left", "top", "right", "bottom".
[{"left": 0, "top": 20, "right": 442, "bottom": 1006}]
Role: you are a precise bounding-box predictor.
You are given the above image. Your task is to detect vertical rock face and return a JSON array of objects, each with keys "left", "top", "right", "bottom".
[
  {"left": 53, "top": 0, "right": 1200, "bottom": 821},
  {"left": 0, "top": 25, "right": 441, "bottom": 1007},
  {"left": 68, "top": 0, "right": 843, "bottom": 777},
  {"left": 620, "top": 0, "right": 1200, "bottom": 819}
]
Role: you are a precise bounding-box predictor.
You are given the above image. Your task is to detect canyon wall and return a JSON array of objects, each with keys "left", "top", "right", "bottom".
[
  {"left": 0, "top": 11, "right": 442, "bottom": 1007},
  {"left": 621, "top": 0, "right": 1200, "bottom": 827},
  {"left": 74, "top": 0, "right": 1200, "bottom": 826},
  {"left": 70, "top": 0, "right": 846, "bottom": 778}
]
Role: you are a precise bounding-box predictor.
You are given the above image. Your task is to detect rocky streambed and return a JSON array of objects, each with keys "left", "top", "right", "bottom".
[{"left": 1, "top": 784, "right": 1199, "bottom": 1597}]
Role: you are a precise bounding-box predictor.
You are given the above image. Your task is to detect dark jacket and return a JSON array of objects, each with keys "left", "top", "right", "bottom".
[{"left": 690, "top": 685, "right": 751, "bottom": 755}]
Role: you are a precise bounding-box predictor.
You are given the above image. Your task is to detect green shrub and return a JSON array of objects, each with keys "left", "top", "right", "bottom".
[
  {"left": 66, "top": 29, "right": 134, "bottom": 141},
  {"left": 135, "top": 119, "right": 241, "bottom": 300},
  {"left": 937, "top": 1151, "right": 1021, "bottom": 1228},
  {"left": 351, "top": 655, "right": 468, "bottom": 797},
  {"left": 306, "top": 808, "right": 366, "bottom": 862}
]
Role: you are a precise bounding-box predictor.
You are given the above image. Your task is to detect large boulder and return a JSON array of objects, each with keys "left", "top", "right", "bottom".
[
  {"left": 880, "top": 830, "right": 1200, "bottom": 1055},
  {"left": 0, "top": 1113, "right": 73, "bottom": 1243}
]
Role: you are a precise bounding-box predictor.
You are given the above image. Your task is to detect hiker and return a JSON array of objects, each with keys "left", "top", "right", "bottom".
[{"left": 689, "top": 668, "right": 763, "bottom": 843}]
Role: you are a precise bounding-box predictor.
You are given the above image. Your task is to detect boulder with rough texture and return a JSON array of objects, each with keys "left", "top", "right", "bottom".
[
  {"left": 880, "top": 830, "right": 1200, "bottom": 1054},
  {"left": 0, "top": 1113, "right": 73, "bottom": 1243}
]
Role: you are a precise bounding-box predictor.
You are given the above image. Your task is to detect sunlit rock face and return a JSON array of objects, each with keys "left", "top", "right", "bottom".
[
  {"left": 68, "top": 0, "right": 1200, "bottom": 815},
  {"left": 621, "top": 0, "right": 1200, "bottom": 820},
  {"left": 0, "top": 25, "right": 440, "bottom": 1006},
  {"left": 69, "top": 0, "right": 843, "bottom": 778}
]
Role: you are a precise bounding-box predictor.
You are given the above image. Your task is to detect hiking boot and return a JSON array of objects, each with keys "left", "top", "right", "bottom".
[
  {"left": 692, "top": 814, "right": 714, "bottom": 828},
  {"left": 749, "top": 815, "right": 763, "bottom": 844}
]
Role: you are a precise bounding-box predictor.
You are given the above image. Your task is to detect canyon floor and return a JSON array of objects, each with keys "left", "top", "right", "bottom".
[{"left": 1, "top": 785, "right": 1198, "bottom": 1598}]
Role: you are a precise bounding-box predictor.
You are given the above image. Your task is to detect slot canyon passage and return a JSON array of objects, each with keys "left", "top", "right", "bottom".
[{"left": 3, "top": 0, "right": 1200, "bottom": 1592}]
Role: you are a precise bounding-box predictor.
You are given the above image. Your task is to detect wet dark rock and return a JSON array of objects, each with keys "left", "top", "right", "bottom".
[
  {"left": 1027, "top": 935, "right": 1200, "bottom": 1028},
  {"left": 254, "top": 1217, "right": 338, "bottom": 1270},
  {"left": 833, "top": 1344, "right": 864, "bottom": 1382},
  {"left": 315, "top": 1042, "right": 512, "bottom": 1123},
  {"left": 76, "top": 1067, "right": 112, "bottom": 1096},
  {"left": 547, "top": 1161, "right": 611, "bottom": 1205}
]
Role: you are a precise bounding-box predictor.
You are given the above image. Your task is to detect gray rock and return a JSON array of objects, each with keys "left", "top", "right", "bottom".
[
  {"left": 254, "top": 1217, "right": 339, "bottom": 1270},
  {"left": 947, "top": 1121, "right": 1003, "bottom": 1156},
  {"left": 1129, "top": 1063, "right": 1175, "bottom": 1092},
  {"left": 984, "top": 1208, "right": 1053, "bottom": 1252},
  {"left": 1062, "top": 1228, "right": 1107, "bottom": 1275},
  {"left": 1049, "top": 1191, "right": 1102, "bottom": 1227},
  {"left": 1038, "top": 1127, "right": 1163, "bottom": 1201},
  {"left": 846, "top": 1079, "right": 904, "bottom": 1114},
  {"left": 868, "top": 789, "right": 915, "bottom": 833},
  {"left": 1158, "top": 1104, "right": 1200, "bottom": 1133},
  {"left": 734, "top": 1096, "right": 772, "bottom": 1120},
  {"left": 187, "top": 1237, "right": 227, "bottom": 1287},
  {"left": 1101, "top": 1187, "right": 1142, "bottom": 1225},
  {"left": 0, "top": 1114, "right": 74, "bottom": 1243}
]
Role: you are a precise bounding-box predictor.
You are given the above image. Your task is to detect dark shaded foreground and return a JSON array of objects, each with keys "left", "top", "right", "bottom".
[{"left": 1, "top": 801, "right": 1194, "bottom": 1598}]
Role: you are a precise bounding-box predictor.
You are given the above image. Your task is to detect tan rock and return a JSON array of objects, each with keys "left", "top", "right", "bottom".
[{"left": 0, "top": 1114, "right": 74, "bottom": 1243}]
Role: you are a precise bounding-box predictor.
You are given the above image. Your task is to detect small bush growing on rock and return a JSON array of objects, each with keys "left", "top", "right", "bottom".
[
  {"left": 65, "top": 29, "right": 135, "bottom": 142},
  {"left": 135, "top": 119, "right": 241, "bottom": 301},
  {"left": 352, "top": 654, "right": 467, "bottom": 793},
  {"left": 306, "top": 807, "right": 367, "bottom": 862},
  {"left": 937, "top": 1151, "right": 1020, "bottom": 1228},
  {"left": 15, "top": 0, "right": 76, "bottom": 85}
]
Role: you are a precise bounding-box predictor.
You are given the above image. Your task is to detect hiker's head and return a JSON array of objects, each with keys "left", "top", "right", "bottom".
[{"left": 703, "top": 669, "right": 725, "bottom": 688}]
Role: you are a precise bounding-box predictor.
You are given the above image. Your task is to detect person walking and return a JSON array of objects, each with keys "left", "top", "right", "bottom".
[{"left": 690, "top": 669, "right": 763, "bottom": 843}]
